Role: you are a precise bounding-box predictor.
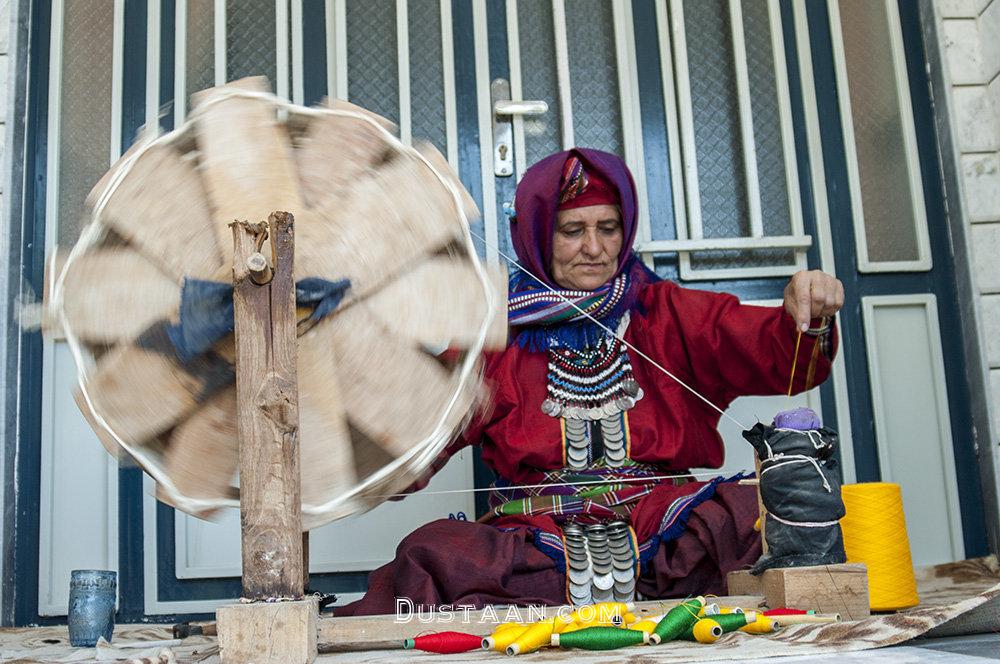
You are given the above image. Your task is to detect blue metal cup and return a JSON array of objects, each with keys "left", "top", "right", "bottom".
[{"left": 67, "top": 569, "right": 117, "bottom": 647}]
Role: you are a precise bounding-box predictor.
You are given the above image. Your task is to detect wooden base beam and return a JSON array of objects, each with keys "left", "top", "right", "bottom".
[
  {"left": 218, "top": 597, "right": 318, "bottom": 663},
  {"left": 728, "top": 563, "right": 870, "bottom": 621}
]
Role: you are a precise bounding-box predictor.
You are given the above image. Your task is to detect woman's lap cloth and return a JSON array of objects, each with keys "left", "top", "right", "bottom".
[{"left": 336, "top": 482, "right": 761, "bottom": 616}]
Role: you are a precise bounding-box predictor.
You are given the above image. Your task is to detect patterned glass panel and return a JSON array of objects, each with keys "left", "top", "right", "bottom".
[
  {"left": 185, "top": 0, "right": 216, "bottom": 108},
  {"left": 742, "top": 0, "right": 790, "bottom": 238},
  {"left": 408, "top": 0, "right": 447, "bottom": 153},
  {"left": 564, "top": 0, "right": 623, "bottom": 156},
  {"left": 839, "top": 0, "right": 920, "bottom": 263},
  {"left": 58, "top": 1, "right": 114, "bottom": 246},
  {"left": 516, "top": 0, "right": 562, "bottom": 169},
  {"left": 226, "top": 0, "right": 277, "bottom": 85},
  {"left": 346, "top": 0, "right": 400, "bottom": 125}
]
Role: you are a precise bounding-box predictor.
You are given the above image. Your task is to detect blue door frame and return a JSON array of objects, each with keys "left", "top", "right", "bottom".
[{"left": 3, "top": 0, "right": 988, "bottom": 625}]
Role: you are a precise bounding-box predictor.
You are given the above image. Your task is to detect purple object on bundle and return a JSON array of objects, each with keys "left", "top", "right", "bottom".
[{"left": 773, "top": 407, "right": 821, "bottom": 431}]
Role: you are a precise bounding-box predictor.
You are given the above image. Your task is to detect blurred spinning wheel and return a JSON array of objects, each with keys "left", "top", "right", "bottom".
[{"left": 50, "top": 77, "right": 505, "bottom": 530}]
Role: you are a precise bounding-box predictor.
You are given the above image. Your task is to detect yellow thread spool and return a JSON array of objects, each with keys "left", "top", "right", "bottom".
[
  {"left": 739, "top": 615, "right": 779, "bottom": 635},
  {"left": 507, "top": 619, "right": 555, "bottom": 656},
  {"left": 486, "top": 624, "right": 530, "bottom": 652},
  {"left": 841, "top": 482, "right": 920, "bottom": 611},
  {"left": 692, "top": 618, "right": 723, "bottom": 644},
  {"left": 629, "top": 618, "right": 660, "bottom": 634}
]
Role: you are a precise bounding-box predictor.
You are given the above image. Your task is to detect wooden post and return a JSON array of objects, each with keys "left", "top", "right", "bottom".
[
  {"left": 218, "top": 212, "right": 317, "bottom": 664},
  {"left": 231, "top": 212, "right": 304, "bottom": 599}
]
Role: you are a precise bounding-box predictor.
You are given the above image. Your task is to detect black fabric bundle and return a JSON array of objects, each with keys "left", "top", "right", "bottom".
[{"left": 742, "top": 422, "right": 847, "bottom": 574}]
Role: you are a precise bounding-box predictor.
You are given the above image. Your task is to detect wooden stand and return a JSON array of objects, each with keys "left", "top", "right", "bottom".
[
  {"left": 215, "top": 213, "right": 318, "bottom": 664},
  {"left": 728, "top": 563, "right": 870, "bottom": 621}
]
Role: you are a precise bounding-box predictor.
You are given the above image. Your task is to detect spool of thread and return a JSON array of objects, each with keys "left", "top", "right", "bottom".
[
  {"left": 651, "top": 596, "right": 705, "bottom": 644},
  {"left": 739, "top": 615, "right": 780, "bottom": 635},
  {"left": 506, "top": 619, "right": 554, "bottom": 656},
  {"left": 484, "top": 624, "right": 529, "bottom": 652},
  {"left": 551, "top": 626, "right": 649, "bottom": 650},
  {"left": 684, "top": 619, "right": 723, "bottom": 644},
  {"left": 771, "top": 614, "right": 841, "bottom": 627},
  {"left": 763, "top": 608, "right": 812, "bottom": 616},
  {"left": 629, "top": 616, "right": 662, "bottom": 634},
  {"left": 711, "top": 612, "right": 755, "bottom": 633},
  {"left": 702, "top": 604, "right": 745, "bottom": 616},
  {"left": 841, "top": 482, "right": 920, "bottom": 611},
  {"left": 403, "top": 631, "right": 484, "bottom": 654}
]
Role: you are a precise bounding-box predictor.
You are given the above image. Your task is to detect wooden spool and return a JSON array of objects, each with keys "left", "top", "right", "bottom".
[{"left": 51, "top": 77, "right": 507, "bottom": 531}]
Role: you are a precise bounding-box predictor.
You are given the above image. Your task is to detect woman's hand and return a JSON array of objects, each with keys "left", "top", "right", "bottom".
[{"left": 783, "top": 270, "right": 845, "bottom": 332}]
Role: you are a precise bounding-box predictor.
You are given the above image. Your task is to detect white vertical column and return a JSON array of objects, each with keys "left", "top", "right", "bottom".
[
  {"left": 214, "top": 0, "right": 226, "bottom": 84},
  {"left": 440, "top": 0, "right": 458, "bottom": 168},
  {"left": 397, "top": 0, "right": 411, "bottom": 144},
  {"left": 146, "top": 0, "right": 161, "bottom": 136},
  {"left": 174, "top": 0, "right": 188, "bottom": 123},
  {"left": 728, "top": 0, "right": 763, "bottom": 238},
  {"left": 473, "top": 0, "right": 498, "bottom": 266},
  {"left": 291, "top": 0, "right": 304, "bottom": 104},
  {"left": 669, "top": 0, "right": 702, "bottom": 241},
  {"left": 551, "top": 0, "right": 574, "bottom": 149},
  {"left": 275, "top": 0, "right": 290, "bottom": 99},
  {"left": 506, "top": 0, "right": 527, "bottom": 180}
]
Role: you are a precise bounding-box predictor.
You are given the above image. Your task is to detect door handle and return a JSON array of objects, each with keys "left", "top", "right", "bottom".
[{"left": 491, "top": 78, "right": 549, "bottom": 177}]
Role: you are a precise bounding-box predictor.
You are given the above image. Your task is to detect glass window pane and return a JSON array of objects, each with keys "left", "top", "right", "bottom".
[
  {"left": 564, "top": 0, "right": 623, "bottom": 156},
  {"left": 58, "top": 1, "right": 114, "bottom": 246},
  {"left": 516, "top": 0, "right": 562, "bottom": 168},
  {"left": 185, "top": 0, "right": 216, "bottom": 108},
  {"left": 839, "top": 0, "right": 920, "bottom": 263},
  {"left": 346, "top": 0, "right": 399, "bottom": 125},
  {"left": 408, "top": 0, "right": 446, "bottom": 153},
  {"left": 742, "top": 0, "right": 791, "bottom": 238},
  {"left": 226, "top": 0, "right": 277, "bottom": 84}
]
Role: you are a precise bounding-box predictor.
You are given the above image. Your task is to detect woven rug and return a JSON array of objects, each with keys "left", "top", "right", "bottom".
[{"left": 1, "top": 557, "right": 997, "bottom": 663}]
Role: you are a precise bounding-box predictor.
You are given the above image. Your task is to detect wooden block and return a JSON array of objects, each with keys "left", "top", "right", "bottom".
[
  {"left": 729, "top": 563, "right": 870, "bottom": 621},
  {"left": 217, "top": 597, "right": 318, "bottom": 664},
  {"left": 727, "top": 569, "right": 764, "bottom": 597}
]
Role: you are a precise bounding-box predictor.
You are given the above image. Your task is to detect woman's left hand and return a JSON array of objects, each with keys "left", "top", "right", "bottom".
[{"left": 783, "top": 270, "right": 845, "bottom": 332}]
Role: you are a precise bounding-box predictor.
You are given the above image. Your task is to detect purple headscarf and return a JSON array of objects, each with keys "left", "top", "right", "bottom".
[{"left": 507, "top": 148, "right": 660, "bottom": 350}]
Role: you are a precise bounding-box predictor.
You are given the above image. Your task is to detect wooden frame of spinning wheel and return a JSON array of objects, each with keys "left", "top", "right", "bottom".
[{"left": 215, "top": 212, "right": 318, "bottom": 664}]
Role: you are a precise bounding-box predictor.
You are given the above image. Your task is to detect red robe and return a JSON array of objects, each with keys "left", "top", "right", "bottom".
[{"left": 338, "top": 281, "right": 836, "bottom": 615}]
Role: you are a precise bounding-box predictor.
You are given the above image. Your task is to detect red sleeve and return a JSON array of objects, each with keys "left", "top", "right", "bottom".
[{"left": 643, "top": 281, "right": 838, "bottom": 405}]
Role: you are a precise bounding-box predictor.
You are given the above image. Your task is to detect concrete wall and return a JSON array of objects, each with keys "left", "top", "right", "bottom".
[
  {"left": 933, "top": 0, "right": 1000, "bottom": 548},
  {"left": 0, "top": 0, "right": 12, "bottom": 615},
  {"left": 938, "top": 2, "right": 1000, "bottom": 423}
]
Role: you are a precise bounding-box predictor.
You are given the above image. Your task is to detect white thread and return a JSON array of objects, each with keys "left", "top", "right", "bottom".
[
  {"left": 377, "top": 469, "right": 752, "bottom": 499},
  {"left": 759, "top": 454, "right": 832, "bottom": 493},
  {"left": 766, "top": 512, "right": 840, "bottom": 528}
]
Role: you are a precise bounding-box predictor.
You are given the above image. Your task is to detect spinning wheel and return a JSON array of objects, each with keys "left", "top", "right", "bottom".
[{"left": 51, "top": 77, "right": 505, "bottom": 530}]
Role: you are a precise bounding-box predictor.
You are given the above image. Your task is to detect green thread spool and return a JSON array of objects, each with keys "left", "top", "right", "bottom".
[
  {"left": 651, "top": 596, "right": 705, "bottom": 645},
  {"left": 550, "top": 626, "right": 649, "bottom": 650},
  {"left": 403, "top": 638, "right": 415, "bottom": 649},
  {"left": 711, "top": 612, "right": 754, "bottom": 634}
]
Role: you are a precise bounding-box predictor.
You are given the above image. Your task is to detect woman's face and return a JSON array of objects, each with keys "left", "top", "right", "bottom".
[{"left": 550, "top": 204, "right": 624, "bottom": 291}]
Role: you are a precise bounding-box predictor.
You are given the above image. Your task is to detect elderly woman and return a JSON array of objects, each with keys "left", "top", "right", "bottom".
[{"left": 339, "top": 147, "right": 843, "bottom": 615}]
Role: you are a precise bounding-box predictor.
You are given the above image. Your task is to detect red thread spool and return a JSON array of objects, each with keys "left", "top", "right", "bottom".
[
  {"left": 763, "top": 608, "right": 810, "bottom": 616},
  {"left": 403, "top": 631, "right": 485, "bottom": 654}
]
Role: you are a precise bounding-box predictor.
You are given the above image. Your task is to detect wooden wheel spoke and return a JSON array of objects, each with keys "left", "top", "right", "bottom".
[
  {"left": 192, "top": 77, "right": 305, "bottom": 252},
  {"left": 92, "top": 142, "right": 224, "bottom": 281},
  {"left": 299, "top": 154, "right": 465, "bottom": 298},
  {"left": 327, "top": 306, "right": 477, "bottom": 459},
  {"left": 364, "top": 257, "right": 508, "bottom": 350},
  {"left": 62, "top": 249, "right": 180, "bottom": 344}
]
